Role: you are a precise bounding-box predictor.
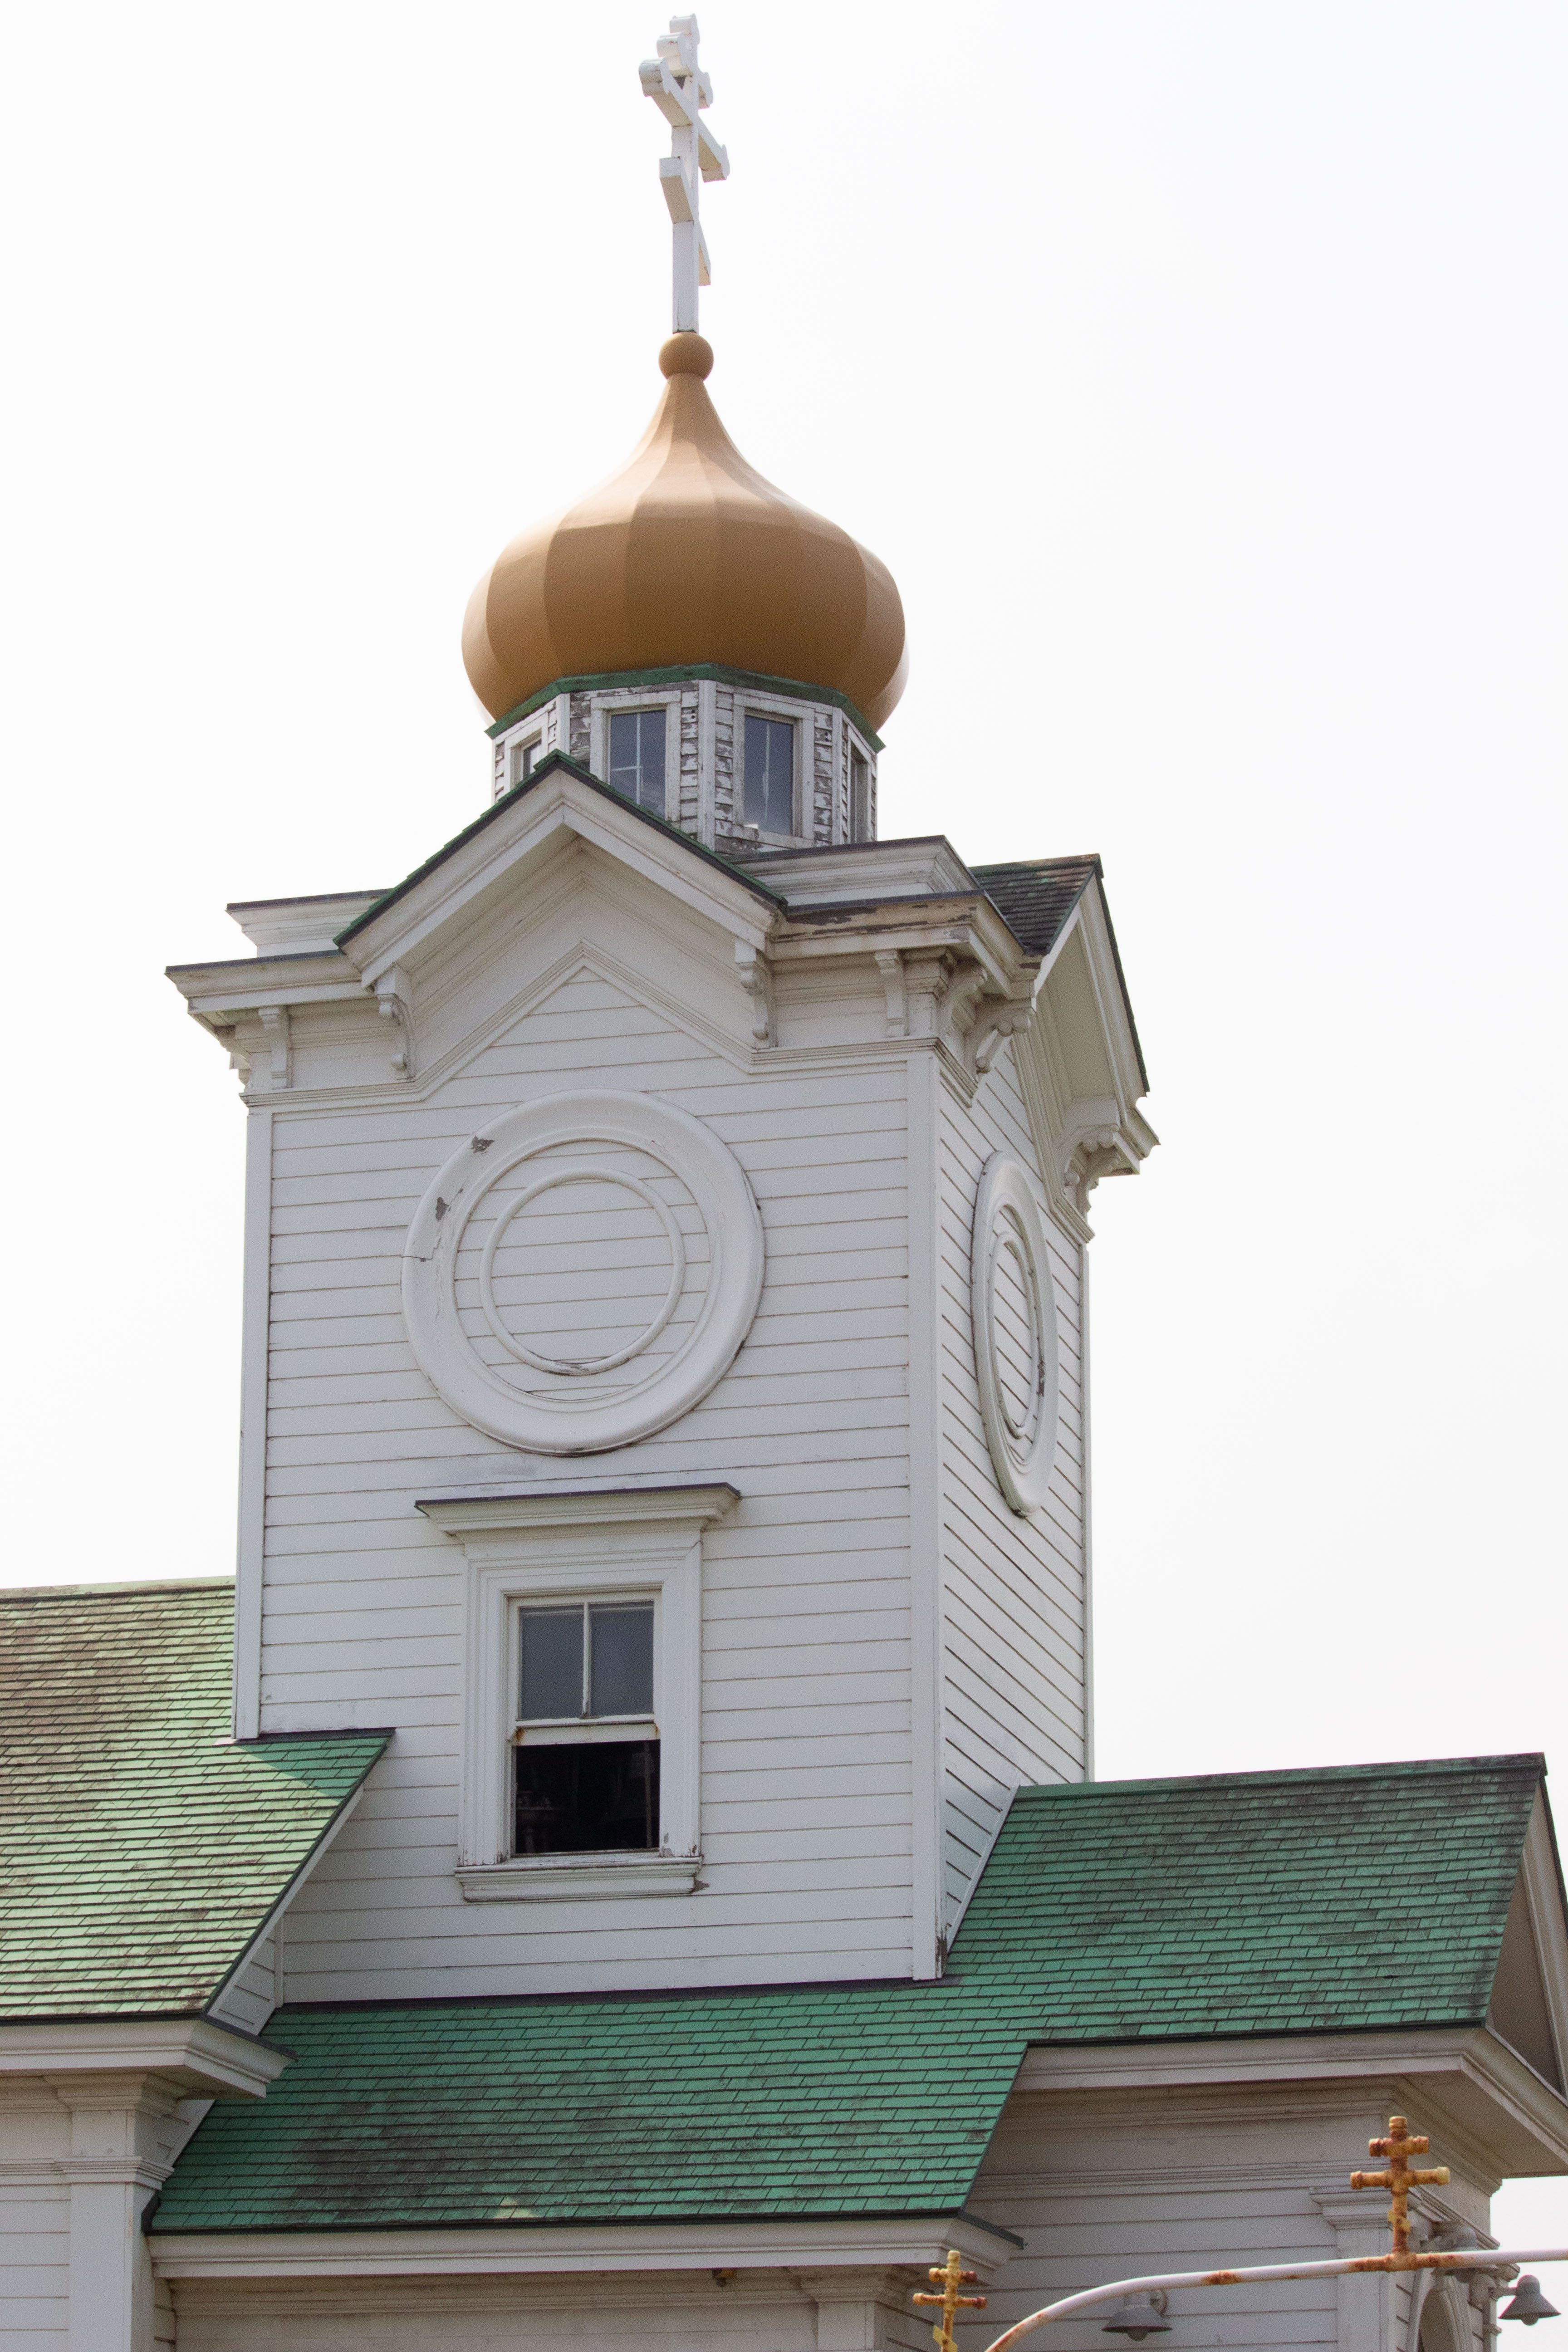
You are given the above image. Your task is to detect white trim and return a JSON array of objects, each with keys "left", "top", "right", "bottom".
[
  {"left": 150, "top": 2211, "right": 1013, "bottom": 2280},
  {"left": 421, "top": 1484, "right": 737, "bottom": 1887},
  {"left": 588, "top": 688, "right": 683, "bottom": 825},
  {"left": 0, "top": 2014, "right": 289, "bottom": 2099},
  {"left": 233, "top": 1105, "right": 270, "bottom": 1741},
  {"left": 696, "top": 676, "right": 718, "bottom": 844},
  {"left": 1520, "top": 1786, "right": 1568, "bottom": 2085},
  {"left": 906, "top": 1051, "right": 943, "bottom": 1977},
  {"left": 401, "top": 1090, "right": 765, "bottom": 1455},
  {"left": 1080, "top": 1231, "right": 1095, "bottom": 1779},
  {"left": 457, "top": 1853, "right": 702, "bottom": 1901},
  {"left": 970, "top": 1153, "right": 1061, "bottom": 1514}
]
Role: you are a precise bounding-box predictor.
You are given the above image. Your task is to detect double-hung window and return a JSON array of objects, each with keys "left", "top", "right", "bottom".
[
  {"left": 510, "top": 734, "right": 542, "bottom": 788},
  {"left": 607, "top": 709, "right": 668, "bottom": 814},
  {"left": 514, "top": 1601, "right": 658, "bottom": 1855},
  {"left": 427, "top": 1481, "right": 735, "bottom": 1901},
  {"left": 743, "top": 712, "right": 796, "bottom": 837}
]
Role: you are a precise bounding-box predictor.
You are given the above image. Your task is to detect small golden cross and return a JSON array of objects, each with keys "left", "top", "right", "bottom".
[
  {"left": 913, "top": 2249, "right": 989, "bottom": 2352},
  {"left": 1351, "top": 2115, "right": 1451, "bottom": 2255}
]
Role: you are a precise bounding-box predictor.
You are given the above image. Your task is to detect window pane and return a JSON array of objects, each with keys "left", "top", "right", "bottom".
[
  {"left": 744, "top": 715, "right": 794, "bottom": 834},
  {"left": 589, "top": 1604, "right": 654, "bottom": 1717},
  {"left": 519, "top": 1608, "right": 583, "bottom": 1720},
  {"left": 608, "top": 709, "right": 666, "bottom": 814},
  {"left": 514, "top": 1738, "right": 660, "bottom": 1854}
]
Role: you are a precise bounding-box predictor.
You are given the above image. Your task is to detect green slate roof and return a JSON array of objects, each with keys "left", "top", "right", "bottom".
[
  {"left": 0, "top": 1581, "right": 387, "bottom": 2020},
  {"left": 153, "top": 1753, "right": 1549, "bottom": 2234}
]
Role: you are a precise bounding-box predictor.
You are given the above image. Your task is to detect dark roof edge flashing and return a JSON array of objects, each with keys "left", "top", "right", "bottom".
[
  {"left": 1015, "top": 1752, "right": 1547, "bottom": 1799},
  {"left": 151, "top": 2203, "right": 1024, "bottom": 2243},
  {"left": 335, "top": 752, "right": 785, "bottom": 949},
  {"left": 0, "top": 1578, "right": 235, "bottom": 1604},
  {"left": 485, "top": 665, "right": 885, "bottom": 754}
]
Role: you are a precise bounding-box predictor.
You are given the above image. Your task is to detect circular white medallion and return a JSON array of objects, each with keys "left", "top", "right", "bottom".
[
  {"left": 970, "top": 1153, "right": 1061, "bottom": 1513},
  {"left": 402, "top": 1090, "right": 764, "bottom": 1455}
]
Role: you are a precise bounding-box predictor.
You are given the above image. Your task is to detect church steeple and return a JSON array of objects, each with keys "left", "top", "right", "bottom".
[{"left": 460, "top": 17, "right": 905, "bottom": 855}]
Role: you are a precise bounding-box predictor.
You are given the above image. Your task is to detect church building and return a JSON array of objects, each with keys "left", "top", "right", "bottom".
[{"left": 4, "top": 20, "right": 1568, "bottom": 2352}]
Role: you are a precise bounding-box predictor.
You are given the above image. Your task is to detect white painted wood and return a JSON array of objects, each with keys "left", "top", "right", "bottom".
[
  {"left": 640, "top": 19, "right": 728, "bottom": 333},
  {"left": 162, "top": 771, "right": 1162, "bottom": 2002},
  {"left": 422, "top": 1483, "right": 732, "bottom": 1878},
  {"left": 233, "top": 1104, "right": 271, "bottom": 1740}
]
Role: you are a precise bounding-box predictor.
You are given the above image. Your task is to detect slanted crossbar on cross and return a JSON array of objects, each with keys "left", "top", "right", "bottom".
[
  {"left": 1351, "top": 2114, "right": 1451, "bottom": 2255},
  {"left": 639, "top": 15, "right": 730, "bottom": 333}
]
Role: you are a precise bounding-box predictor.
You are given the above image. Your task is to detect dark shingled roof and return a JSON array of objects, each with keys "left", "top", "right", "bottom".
[
  {"left": 0, "top": 1583, "right": 387, "bottom": 2019},
  {"left": 972, "top": 854, "right": 1149, "bottom": 1090},
  {"left": 970, "top": 855, "right": 1101, "bottom": 957},
  {"left": 153, "top": 1754, "right": 1547, "bottom": 2233}
]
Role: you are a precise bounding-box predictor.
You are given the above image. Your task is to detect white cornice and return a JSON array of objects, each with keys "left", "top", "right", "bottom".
[
  {"left": 151, "top": 2210, "right": 1018, "bottom": 2280},
  {"left": 0, "top": 2014, "right": 289, "bottom": 2100},
  {"left": 416, "top": 1483, "right": 741, "bottom": 1535}
]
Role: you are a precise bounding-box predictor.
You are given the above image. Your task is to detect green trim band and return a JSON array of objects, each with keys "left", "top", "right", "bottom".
[{"left": 485, "top": 666, "right": 885, "bottom": 754}]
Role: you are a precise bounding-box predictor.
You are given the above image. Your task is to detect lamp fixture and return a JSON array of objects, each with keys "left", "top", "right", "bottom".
[
  {"left": 1102, "top": 2292, "right": 1171, "bottom": 2341},
  {"left": 1503, "top": 2278, "right": 1562, "bottom": 2326}
]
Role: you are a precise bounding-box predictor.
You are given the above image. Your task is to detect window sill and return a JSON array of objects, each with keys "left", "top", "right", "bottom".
[{"left": 456, "top": 1853, "right": 702, "bottom": 1903}]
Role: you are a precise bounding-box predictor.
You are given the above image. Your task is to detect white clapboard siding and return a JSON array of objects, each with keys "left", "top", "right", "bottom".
[
  {"left": 937, "top": 1040, "right": 1088, "bottom": 1933},
  {"left": 263, "top": 901, "right": 926, "bottom": 2001},
  {"left": 0, "top": 2177, "right": 68, "bottom": 2349},
  {"left": 961, "top": 2083, "right": 1479, "bottom": 2352}
]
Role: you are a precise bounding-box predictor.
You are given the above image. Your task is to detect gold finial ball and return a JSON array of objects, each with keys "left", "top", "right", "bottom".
[{"left": 659, "top": 332, "right": 714, "bottom": 379}]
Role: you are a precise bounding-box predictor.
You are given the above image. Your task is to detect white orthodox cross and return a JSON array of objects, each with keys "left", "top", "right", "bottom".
[{"left": 639, "top": 15, "right": 730, "bottom": 334}]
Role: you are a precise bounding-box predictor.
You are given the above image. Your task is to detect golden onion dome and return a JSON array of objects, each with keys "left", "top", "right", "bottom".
[{"left": 462, "top": 333, "right": 908, "bottom": 734}]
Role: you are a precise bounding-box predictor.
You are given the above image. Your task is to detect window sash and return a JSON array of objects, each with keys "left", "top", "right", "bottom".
[{"left": 516, "top": 1598, "right": 656, "bottom": 1725}]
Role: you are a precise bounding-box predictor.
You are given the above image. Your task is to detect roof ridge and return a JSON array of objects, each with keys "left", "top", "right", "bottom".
[
  {"left": 1014, "top": 1753, "right": 1545, "bottom": 1798},
  {"left": 0, "top": 1577, "right": 234, "bottom": 1604}
]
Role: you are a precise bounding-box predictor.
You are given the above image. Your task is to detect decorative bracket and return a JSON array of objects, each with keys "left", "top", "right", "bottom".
[
  {"left": 965, "top": 995, "right": 1033, "bottom": 1078},
  {"left": 902, "top": 950, "right": 956, "bottom": 1039},
  {"left": 1060, "top": 1123, "right": 1133, "bottom": 1216},
  {"left": 874, "top": 949, "right": 906, "bottom": 1039},
  {"left": 256, "top": 1003, "right": 292, "bottom": 1091},
  {"left": 374, "top": 965, "right": 415, "bottom": 1080},
  {"left": 734, "top": 940, "right": 774, "bottom": 1045}
]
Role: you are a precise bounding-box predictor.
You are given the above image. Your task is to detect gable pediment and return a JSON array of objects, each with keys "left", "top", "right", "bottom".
[
  {"left": 339, "top": 757, "right": 776, "bottom": 991},
  {"left": 1487, "top": 1785, "right": 1568, "bottom": 2092}
]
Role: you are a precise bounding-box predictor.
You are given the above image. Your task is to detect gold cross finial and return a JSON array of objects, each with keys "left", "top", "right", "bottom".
[
  {"left": 1350, "top": 2115, "right": 1451, "bottom": 2255},
  {"left": 913, "top": 2249, "right": 989, "bottom": 2352}
]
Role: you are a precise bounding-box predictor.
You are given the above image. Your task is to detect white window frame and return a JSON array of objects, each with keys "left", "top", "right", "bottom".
[
  {"left": 509, "top": 731, "right": 544, "bottom": 789},
  {"left": 588, "top": 690, "right": 682, "bottom": 825},
  {"left": 418, "top": 1483, "right": 737, "bottom": 1901},
  {"left": 735, "top": 690, "right": 808, "bottom": 846}
]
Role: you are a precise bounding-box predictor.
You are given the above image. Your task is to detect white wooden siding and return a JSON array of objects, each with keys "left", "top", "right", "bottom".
[
  {"left": 937, "top": 1039, "right": 1087, "bottom": 1935},
  {"left": 0, "top": 2176, "right": 67, "bottom": 2349},
  {"left": 265, "top": 904, "right": 921, "bottom": 1999},
  {"left": 964, "top": 2083, "right": 1489, "bottom": 2352}
]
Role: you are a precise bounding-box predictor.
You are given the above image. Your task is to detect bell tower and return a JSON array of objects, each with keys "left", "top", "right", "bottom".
[{"left": 166, "top": 13, "right": 1154, "bottom": 2002}]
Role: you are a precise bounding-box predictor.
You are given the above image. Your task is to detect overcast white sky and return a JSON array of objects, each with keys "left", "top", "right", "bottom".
[{"left": 4, "top": 0, "right": 1567, "bottom": 2226}]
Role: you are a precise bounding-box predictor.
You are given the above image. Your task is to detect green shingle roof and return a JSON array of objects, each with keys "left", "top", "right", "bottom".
[
  {"left": 153, "top": 1753, "right": 1548, "bottom": 2234},
  {"left": 0, "top": 1581, "right": 387, "bottom": 2020}
]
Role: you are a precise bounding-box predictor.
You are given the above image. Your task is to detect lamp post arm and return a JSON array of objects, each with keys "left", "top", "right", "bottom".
[{"left": 981, "top": 2246, "right": 1568, "bottom": 2352}]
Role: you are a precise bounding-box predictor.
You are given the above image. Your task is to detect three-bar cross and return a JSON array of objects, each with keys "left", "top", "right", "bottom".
[
  {"left": 639, "top": 15, "right": 730, "bottom": 333},
  {"left": 1351, "top": 2115, "right": 1451, "bottom": 2255},
  {"left": 914, "top": 2250, "right": 989, "bottom": 2352}
]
